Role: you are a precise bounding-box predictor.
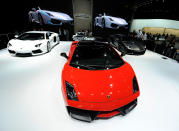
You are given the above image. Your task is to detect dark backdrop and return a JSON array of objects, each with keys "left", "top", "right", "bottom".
[
  {"left": 0, "top": 0, "right": 178, "bottom": 34},
  {"left": 0, "top": 0, "right": 73, "bottom": 34}
]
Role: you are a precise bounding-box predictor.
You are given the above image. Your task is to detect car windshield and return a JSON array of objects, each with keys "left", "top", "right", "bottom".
[
  {"left": 77, "top": 32, "right": 85, "bottom": 36},
  {"left": 70, "top": 42, "right": 125, "bottom": 70},
  {"left": 17, "top": 33, "right": 44, "bottom": 40}
]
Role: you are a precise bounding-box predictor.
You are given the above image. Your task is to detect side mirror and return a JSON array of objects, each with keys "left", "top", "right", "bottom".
[
  {"left": 14, "top": 35, "right": 18, "bottom": 38},
  {"left": 61, "top": 52, "right": 68, "bottom": 59}
]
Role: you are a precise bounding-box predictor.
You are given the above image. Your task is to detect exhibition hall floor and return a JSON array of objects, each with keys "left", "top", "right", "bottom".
[{"left": 0, "top": 41, "right": 179, "bottom": 131}]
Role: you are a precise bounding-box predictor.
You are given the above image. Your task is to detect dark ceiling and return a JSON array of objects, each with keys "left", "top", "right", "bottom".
[
  {"left": 0, "top": 0, "right": 178, "bottom": 33},
  {"left": 94, "top": 0, "right": 178, "bottom": 21}
]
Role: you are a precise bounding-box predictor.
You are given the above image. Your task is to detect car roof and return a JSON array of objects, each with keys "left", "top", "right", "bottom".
[{"left": 78, "top": 40, "right": 109, "bottom": 47}]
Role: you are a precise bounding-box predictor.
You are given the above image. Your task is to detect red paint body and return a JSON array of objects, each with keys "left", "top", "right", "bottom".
[{"left": 61, "top": 41, "right": 140, "bottom": 118}]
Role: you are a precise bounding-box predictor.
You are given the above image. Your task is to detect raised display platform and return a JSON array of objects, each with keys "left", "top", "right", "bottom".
[{"left": 0, "top": 41, "right": 179, "bottom": 131}]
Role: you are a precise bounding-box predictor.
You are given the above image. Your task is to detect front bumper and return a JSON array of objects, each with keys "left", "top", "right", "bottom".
[
  {"left": 8, "top": 49, "right": 44, "bottom": 56},
  {"left": 66, "top": 91, "right": 139, "bottom": 111},
  {"left": 67, "top": 99, "right": 138, "bottom": 122}
]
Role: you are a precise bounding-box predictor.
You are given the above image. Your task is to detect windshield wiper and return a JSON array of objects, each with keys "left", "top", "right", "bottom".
[{"left": 70, "top": 63, "right": 96, "bottom": 70}]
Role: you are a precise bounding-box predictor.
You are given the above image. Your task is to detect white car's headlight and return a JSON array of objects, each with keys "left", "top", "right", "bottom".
[
  {"left": 35, "top": 43, "right": 42, "bottom": 47},
  {"left": 126, "top": 44, "right": 133, "bottom": 49},
  {"left": 8, "top": 43, "right": 12, "bottom": 47}
]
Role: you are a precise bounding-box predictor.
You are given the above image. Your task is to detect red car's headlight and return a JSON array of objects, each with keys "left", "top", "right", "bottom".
[
  {"left": 132, "top": 76, "right": 139, "bottom": 94},
  {"left": 65, "top": 81, "right": 78, "bottom": 101}
]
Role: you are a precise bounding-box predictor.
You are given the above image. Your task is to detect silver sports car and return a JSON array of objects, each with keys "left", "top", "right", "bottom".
[
  {"left": 28, "top": 7, "right": 73, "bottom": 26},
  {"left": 94, "top": 13, "right": 128, "bottom": 29}
]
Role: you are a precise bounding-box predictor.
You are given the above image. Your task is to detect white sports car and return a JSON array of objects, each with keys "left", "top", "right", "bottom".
[
  {"left": 7, "top": 31, "right": 59, "bottom": 56},
  {"left": 94, "top": 14, "right": 128, "bottom": 29}
]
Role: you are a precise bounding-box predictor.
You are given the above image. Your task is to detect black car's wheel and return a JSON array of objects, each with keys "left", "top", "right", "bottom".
[
  {"left": 113, "top": 39, "right": 119, "bottom": 49},
  {"left": 117, "top": 42, "right": 127, "bottom": 54},
  {"left": 107, "top": 37, "right": 113, "bottom": 44}
]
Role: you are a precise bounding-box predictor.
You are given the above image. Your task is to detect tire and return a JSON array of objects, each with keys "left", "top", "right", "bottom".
[{"left": 47, "top": 42, "right": 51, "bottom": 53}]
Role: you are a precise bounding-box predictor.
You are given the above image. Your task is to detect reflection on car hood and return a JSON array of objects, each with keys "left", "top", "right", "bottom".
[
  {"left": 42, "top": 10, "right": 73, "bottom": 21},
  {"left": 9, "top": 39, "right": 45, "bottom": 47},
  {"left": 124, "top": 40, "right": 146, "bottom": 49},
  {"left": 63, "top": 62, "right": 135, "bottom": 103}
]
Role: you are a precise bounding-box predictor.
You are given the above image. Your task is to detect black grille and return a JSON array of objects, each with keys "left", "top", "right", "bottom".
[
  {"left": 111, "top": 23, "right": 118, "bottom": 28},
  {"left": 67, "top": 106, "right": 99, "bottom": 122},
  {"left": 32, "top": 49, "right": 42, "bottom": 54},
  {"left": 8, "top": 50, "right": 15, "bottom": 54},
  {"left": 16, "top": 53, "right": 32, "bottom": 57}
]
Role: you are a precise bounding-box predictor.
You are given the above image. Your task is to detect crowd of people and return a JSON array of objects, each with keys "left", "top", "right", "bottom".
[{"left": 129, "top": 29, "right": 179, "bottom": 61}]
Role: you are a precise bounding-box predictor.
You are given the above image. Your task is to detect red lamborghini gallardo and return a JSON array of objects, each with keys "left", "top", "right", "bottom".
[{"left": 61, "top": 40, "right": 140, "bottom": 122}]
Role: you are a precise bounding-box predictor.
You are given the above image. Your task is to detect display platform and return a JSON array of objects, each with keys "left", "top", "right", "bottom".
[{"left": 0, "top": 41, "right": 179, "bottom": 131}]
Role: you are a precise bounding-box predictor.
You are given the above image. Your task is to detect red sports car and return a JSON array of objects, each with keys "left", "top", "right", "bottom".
[{"left": 61, "top": 40, "right": 140, "bottom": 122}]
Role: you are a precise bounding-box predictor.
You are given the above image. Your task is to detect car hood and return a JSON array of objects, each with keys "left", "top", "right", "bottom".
[
  {"left": 9, "top": 39, "right": 45, "bottom": 48},
  {"left": 43, "top": 10, "right": 73, "bottom": 21},
  {"left": 124, "top": 40, "right": 146, "bottom": 50},
  {"left": 62, "top": 62, "right": 135, "bottom": 102}
]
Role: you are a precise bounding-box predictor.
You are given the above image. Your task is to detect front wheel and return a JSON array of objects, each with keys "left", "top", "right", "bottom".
[{"left": 47, "top": 42, "right": 51, "bottom": 53}]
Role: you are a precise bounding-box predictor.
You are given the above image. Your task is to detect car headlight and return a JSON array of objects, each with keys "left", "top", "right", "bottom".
[
  {"left": 8, "top": 43, "right": 12, "bottom": 47},
  {"left": 133, "top": 76, "right": 139, "bottom": 94},
  {"left": 125, "top": 44, "right": 133, "bottom": 49},
  {"left": 65, "top": 81, "right": 78, "bottom": 101},
  {"left": 35, "top": 43, "right": 42, "bottom": 47}
]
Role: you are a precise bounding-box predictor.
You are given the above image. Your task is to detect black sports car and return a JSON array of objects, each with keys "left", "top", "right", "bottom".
[{"left": 108, "top": 34, "right": 146, "bottom": 55}]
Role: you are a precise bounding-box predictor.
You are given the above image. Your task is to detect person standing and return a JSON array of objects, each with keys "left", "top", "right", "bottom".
[
  {"left": 164, "top": 37, "right": 177, "bottom": 58},
  {"left": 137, "top": 29, "right": 143, "bottom": 40}
]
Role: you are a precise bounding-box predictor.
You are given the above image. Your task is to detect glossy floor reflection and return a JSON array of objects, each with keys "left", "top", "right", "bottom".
[{"left": 0, "top": 42, "right": 179, "bottom": 131}]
